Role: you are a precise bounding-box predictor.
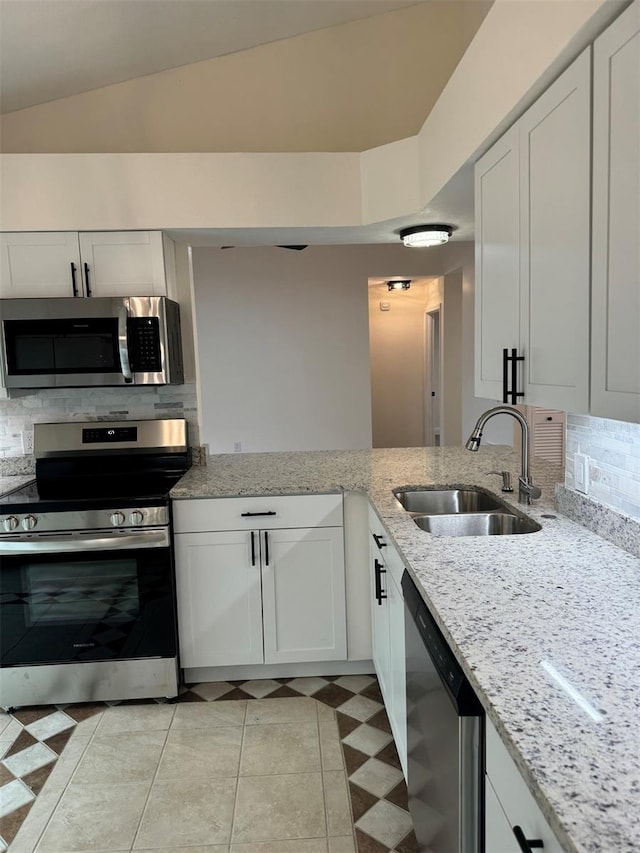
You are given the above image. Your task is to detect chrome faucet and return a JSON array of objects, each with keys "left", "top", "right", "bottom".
[{"left": 465, "top": 406, "right": 542, "bottom": 504}]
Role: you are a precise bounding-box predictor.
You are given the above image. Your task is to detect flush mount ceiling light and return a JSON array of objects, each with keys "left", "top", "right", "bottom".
[
  {"left": 399, "top": 224, "right": 453, "bottom": 248},
  {"left": 387, "top": 280, "right": 411, "bottom": 291}
]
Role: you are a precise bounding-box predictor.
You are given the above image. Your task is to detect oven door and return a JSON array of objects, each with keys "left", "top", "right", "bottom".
[{"left": 0, "top": 528, "right": 176, "bottom": 667}]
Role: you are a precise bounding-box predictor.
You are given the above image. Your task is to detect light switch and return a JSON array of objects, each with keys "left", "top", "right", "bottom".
[{"left": 380, "top": 301, "right": 391, "bottom": 311}]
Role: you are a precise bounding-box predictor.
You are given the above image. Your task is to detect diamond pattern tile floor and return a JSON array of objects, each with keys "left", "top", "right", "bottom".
[{"left": 1, "top": 675, "right": 417, "bottom": 852}]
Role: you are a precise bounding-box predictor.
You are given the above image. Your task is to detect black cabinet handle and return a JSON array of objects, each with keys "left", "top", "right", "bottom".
[
  {"left": 372, "top": 533, "right": 386, "bottom": 549},
  {"left": 241, "top": 511, "right": 276, "bottom": 517},
  {"left": 513, "top": 825, "right": 544, "bottom": 852},
  {"left": 374, "top": 558, "right": 387, "bottom": 605},
  {"left": 250, "top": 531, "right": 256, "bottom": 566},
  {"left": 70, "top": 263, "right": 79, "bottom": 297},
  {"left": 502, "top": 348, "right": 525, "bottom": 405},
  {"left": 264, "top": 531, "right": 270, "bottom": 566},
  {"left": 84, "top": 262, "right": 92, "bottom": 297}
]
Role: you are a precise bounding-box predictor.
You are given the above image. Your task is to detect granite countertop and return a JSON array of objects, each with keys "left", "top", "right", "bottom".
[{"left": 171, "top": 446, "right": 640, "bottom": 853}]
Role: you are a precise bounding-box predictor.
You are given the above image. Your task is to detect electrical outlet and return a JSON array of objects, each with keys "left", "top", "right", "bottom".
[
  {"left": 234, "top": 441, "right": 242, "bottom": 453},
  {"left": 21, "top": 430, "right": 34, "bottom": 455},
  {"left": 574, "top": 453, "right": 589, "bottom": 494}
]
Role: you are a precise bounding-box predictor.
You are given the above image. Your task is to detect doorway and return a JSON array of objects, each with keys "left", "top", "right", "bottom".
[
  {"left": 368, "top": 276, "right": 444, "bottom": 448},
  {"left": 424, "top": 307, "right": 442, "bottom": 446}
]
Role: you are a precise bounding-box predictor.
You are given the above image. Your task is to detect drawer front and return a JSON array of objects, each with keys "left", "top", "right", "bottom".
[
  {"left": 486, "top": 718, "right": 564, "bottom": 853},
  {"left": 173, "top": 493, "right": 343, "bottom": 533}
]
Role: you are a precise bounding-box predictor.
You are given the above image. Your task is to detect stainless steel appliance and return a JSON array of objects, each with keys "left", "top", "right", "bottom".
[
  {"left": 0, "top": 296, "right": 183, "bottom": 389},
  {"left": 0, "top": 418, "right": 189, "bottom": 709},
  {"left": 402, "top": 571, "right": 484, "bottom": 853}
]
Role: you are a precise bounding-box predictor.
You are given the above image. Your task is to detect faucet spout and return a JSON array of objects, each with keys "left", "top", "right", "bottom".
[{"left": 464, "top": 406, "right": 541, "bottom": 504}]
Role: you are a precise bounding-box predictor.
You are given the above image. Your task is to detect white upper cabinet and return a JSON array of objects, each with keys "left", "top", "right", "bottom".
[
  {"left": 474, "top": 125, "right": 520, "bottom": 401},
  {"left": 474, "top": 49, "right": 591, "bottom": 413},
  {"left": 519, "top": 49, "right": 590, "bottom": 411},
  {"left": 591, "top": 0, "right": 640, "bottom": 423},
  {"left": 77, "top": 232, "right": 170, "bottom": 298},
  {"left": 0, "top": 231, "right": 174, "bottom": 298},
  {"left": 0, "top": 232, "right": 82, "bottom": 297}
]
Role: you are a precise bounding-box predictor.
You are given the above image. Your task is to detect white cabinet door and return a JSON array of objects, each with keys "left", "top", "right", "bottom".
[
  {"left": 486, "top": 718, "right": 564, "bottom": 853},
  {"left": 0, "top": 232, "right": 81, "bottom": 297},
  {"left": 370, "top": 540, "right": 392, "bottom": 708},
  {"left": 474, "top": 50, "right": 591, "bottom": 412},
  {"left": 175, "top": 531, "right": 263, "bottom": 668},
  {"left": 262, "top": 527, "right": 346, "bottom": 664},
  {"left": 519, "top": 49, "right": 590, "bottom": 412},
  {"left": 485, "top": 777, "right": 521, "bottom": 853},
  {"left": 474, "top": 125, "right": 520, "bottom": 401},
  {"left": 591, "top": 0, "right": 640, "bottom": 422},
  {"left": 387, "top": 570, "right": 407, "bottom": 778},
  {"left": 77, "top": 231, "right": 168, "bottom": 297}
]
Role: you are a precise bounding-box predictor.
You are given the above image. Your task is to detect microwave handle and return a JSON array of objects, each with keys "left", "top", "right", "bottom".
[{"left": 118, "top": 303, "right": 134, "bottom": 383}]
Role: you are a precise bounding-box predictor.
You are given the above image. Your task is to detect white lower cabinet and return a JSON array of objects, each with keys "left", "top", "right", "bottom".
[
  {"left": 369, "top": 505, "right": 407, "bottom": 778},
  {"left": 485, "top": 717, "right": 563, "bottom": 853},
  {"left": 174, "top": 495, "right": 347, "bottom": 670}
]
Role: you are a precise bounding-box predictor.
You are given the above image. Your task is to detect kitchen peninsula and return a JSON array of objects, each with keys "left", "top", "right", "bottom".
[{"left": 172, "top": 445, "right": 640, "bottom": 853}]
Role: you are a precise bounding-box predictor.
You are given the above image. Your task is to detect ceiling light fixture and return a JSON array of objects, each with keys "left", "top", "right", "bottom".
[
  {"left": 387, "top": 280, "right": 411, "bottom": 291},
  {"left": 399, "top": 224, "right": 453, "bottom": 248}
]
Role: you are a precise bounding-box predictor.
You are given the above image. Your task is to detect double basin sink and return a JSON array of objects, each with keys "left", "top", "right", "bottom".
[{"left": 393, "top": 487, "right": 541, "bottom": 537}]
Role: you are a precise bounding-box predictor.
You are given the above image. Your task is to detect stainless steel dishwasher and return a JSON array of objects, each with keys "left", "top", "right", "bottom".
[{"left": 402, "top": 571, "right": 484, "bottom": 853}]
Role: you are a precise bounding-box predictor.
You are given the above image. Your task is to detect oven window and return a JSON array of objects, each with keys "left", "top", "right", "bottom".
[
  {"left": 0, "top": 547, "right": 176, "bottom": 666},
  {"left": 26, "top": 560, "right": 139, "bottom": 625}
]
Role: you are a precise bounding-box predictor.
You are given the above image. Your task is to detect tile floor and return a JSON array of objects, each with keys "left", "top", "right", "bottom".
[{"left": 1, "top": 675, "right": 417, "bottom": 853}]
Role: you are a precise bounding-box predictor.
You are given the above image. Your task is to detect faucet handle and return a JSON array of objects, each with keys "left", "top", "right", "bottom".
[
  {"left": 487, "top": 471, "right": 514, "bottom": 492},
  {"left": 518, "top": 476, "right": 542, "bottom": 502}
]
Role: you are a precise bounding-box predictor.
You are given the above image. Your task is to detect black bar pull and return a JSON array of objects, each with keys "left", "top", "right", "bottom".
[
  {"left": 502, "top": 348, "right": 509, "bottom": 404},
  {"left": 372, "top": 533, "right": 386, "bottom": 549},
  {"left": 374, "top": 558, "right": 387, "bottom": 605},
  {"left": 241, "top": 511, "right": 277, "bottom": 518},
  {"left": 83, "top": 262, "right": 92, "bottom": 297},
  {"left": 264, "top": 531, "right": 270, "bottom": 566},
  {"left": 513, "top": 826, "right": 544, "bottom": 852},
  {"left": 510, "top": 347, "right": 525, "bottom": 405},
  {"left": 502, "top": 348, "right": 525, "bottom": 404},
  {"left": 70, "top": 263, "right": 79, "bottom": 297},
  {"left": 250, "top": 531, "right": 256, "bottom": 567}
]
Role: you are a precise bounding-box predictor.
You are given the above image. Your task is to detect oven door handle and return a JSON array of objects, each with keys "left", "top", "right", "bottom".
[
  {"left": 0, "top": 528, "right": 169, "bottom": 554},
  {"left": 118, "top": 300, "right": 134, "bottom": 384}
]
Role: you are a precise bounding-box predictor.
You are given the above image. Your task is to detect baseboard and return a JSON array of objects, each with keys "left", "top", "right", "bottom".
[{"left": 183, "top": 659, "right": 374, "bottom": 684}]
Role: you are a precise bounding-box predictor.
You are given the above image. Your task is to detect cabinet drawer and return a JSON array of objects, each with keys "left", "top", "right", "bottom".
[
  {"left": 486, "top": 718, "right": 563, "bottom": 853},
  {"left": 173, "top": 493, "right": 343, "bottom": 533}
]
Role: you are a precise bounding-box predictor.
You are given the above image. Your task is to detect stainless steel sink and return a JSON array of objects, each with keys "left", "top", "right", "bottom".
[
  {"left": 393, "top": 487, "right": 504, "bottom": 515},
  {"left": 412, "top": 511, "right": 541, "bottom": 537},
  {"left": 393, "top": 486, "right": 540, "bottom": 536}
]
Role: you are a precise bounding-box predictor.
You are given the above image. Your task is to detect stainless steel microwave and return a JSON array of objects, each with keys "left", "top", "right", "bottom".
[{"left": 0, "top": 296, "right": 184, "bottom": 388}]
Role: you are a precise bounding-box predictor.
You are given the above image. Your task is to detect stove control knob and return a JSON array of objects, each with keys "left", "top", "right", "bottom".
[
  {"left": 21, "top": 515, "right": 38, "bottom": 531},
  {"left": 129, "top": 510, "right": 145, "bottom": 526},
  {"left": 110, "top": 511, "right": 126, "bottom": 527},
  {"left": 2, "top": 516, "right": 19, "bottom": 532}
]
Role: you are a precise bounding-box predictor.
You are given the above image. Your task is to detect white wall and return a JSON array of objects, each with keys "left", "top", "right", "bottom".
[{"left": 192, "top": 246, "right": 377, "bottom": 453}]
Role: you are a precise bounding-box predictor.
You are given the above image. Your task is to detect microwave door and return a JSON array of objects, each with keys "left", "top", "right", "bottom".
[{"left": 0, "top": 297, "right": 133, "bottom": 389}]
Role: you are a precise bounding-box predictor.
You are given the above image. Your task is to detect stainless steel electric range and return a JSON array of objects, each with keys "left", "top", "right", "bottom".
[{"left": 0, "top": 418, "right": 189, "bottom": 709}]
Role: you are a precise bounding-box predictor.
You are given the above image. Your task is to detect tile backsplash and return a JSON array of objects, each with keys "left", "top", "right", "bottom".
[
  {"left": 565, "top": 413, "right": 640, "bottom": 520},
  {"left": 0, "top": 383, "right": 198, "bottom": 468}
]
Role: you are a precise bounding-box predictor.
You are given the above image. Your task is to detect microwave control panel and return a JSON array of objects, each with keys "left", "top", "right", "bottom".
[{"left": 128, "top": 318, "right": 162, "bottom": 372}]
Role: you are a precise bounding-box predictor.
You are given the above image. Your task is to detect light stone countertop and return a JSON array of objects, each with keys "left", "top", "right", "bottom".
[{"left": 172, "top": 446, "right": 640, "bottom": 853}]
